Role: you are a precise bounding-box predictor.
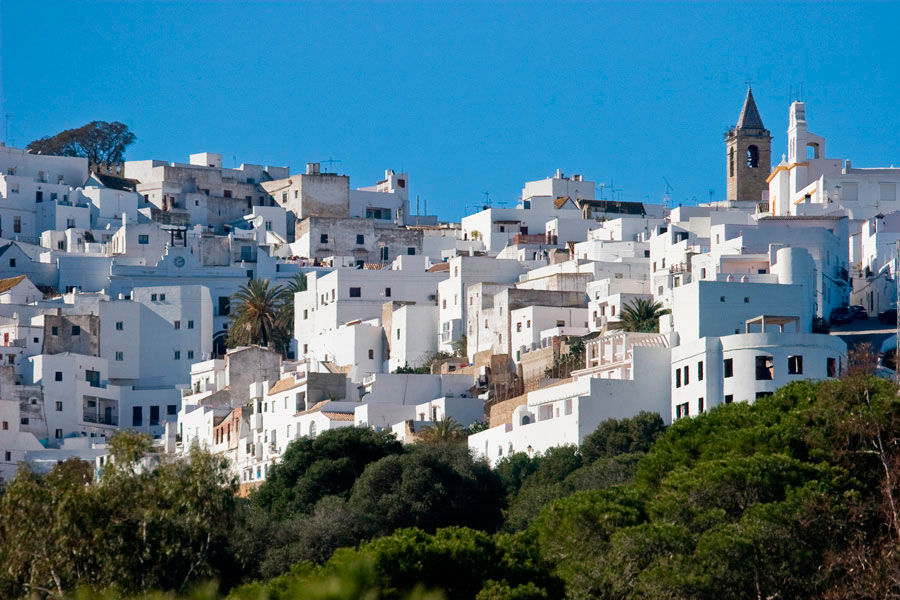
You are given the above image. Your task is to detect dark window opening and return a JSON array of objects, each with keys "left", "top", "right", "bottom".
[
  {"left": 747, "top": 145, "right": 759, "bottom": 168},
  {"left": 788, "top": 355, "right": 803, "bottom": 375},
  {"left": 755, "top": 355, "right": 774, "bottom": 380},
  {"left": 723, "top": 358, "right": 734, "bottom": 378}
]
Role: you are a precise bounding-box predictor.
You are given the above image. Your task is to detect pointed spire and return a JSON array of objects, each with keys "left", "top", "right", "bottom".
[{"left": 736, "top": 86, "right": 765, "bottom": 130}]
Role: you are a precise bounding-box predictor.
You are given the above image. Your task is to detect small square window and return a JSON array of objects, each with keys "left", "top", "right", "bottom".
[
  {"left": 174, "top": 351, "right": 181, "bottom": 360},
  {"left": 51, "top": 326, "right": 58, "bottom": 336},
  {"left": 55, "top": 428, "right": 63, "bottom": 439},
  {"left": 385, "top": 287, "right": 391, "bottom": 298},
  {"left": 160, "top": 294, "right": 166, "bottom": 301},
  {"left": 55, "top": 401, "right": 63, "bottom": 411},
  {"left": 55, "top": 371, "right": 63, "bottom": 382},
  {"left": 720, "top": 296, "right": 726, "bottom": 302},
  {"left": 151, "top": 294, "right": 158, "bottom": 301},
  {"left": 320, "top": 234, "right": 329, "bottom": 244},
  {"left": 356, "top": 234, "right": 365, "bottom": 245},
  {"left": 407, "top": 247, "right": 415, "bottom": 255},
  {"left": 115, "top": 351, "right": 124, "bottom": 361},
  {"left": 167, "top": 404, "right": 177, "bottom": 415},
  {"left": 187, "top": 350, "right": 194, "bottom": 359},
  {"left": 138, "top": 234, "right": 149, "bottom": 244},
  {"left": 744, "top": 297, "right": 750, "bottom": 303},
  {"left": 71, "top": 325, "right": 80, "bottom": 336},
  {"left": 115, "top": 321, "right": 124, "bottom": 331},
  {"left": 724, "top": 394, "right": 734, "bottom": 404},
  {"left": 368, "top": 349, "right": 374, "bottom": 359},
  {"left": 788, "top": 355, "right": 803, "bottom": 375},
  {"left": 174, "top": 320, "right": 181, "bottom": 330},
  {"left": 21, "top": 417, "right": 29, "bottom": 425},
  {"left": 349, "top": 287, "right": 361, "bottom": 298},
  {"left": 187, "top": 320, "right": 194, "bottom": 329}
]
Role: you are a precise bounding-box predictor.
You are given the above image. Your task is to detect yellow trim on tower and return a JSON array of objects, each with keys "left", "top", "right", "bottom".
[{"left": 766, "top": 161, "right": 809, "bottom": 184}]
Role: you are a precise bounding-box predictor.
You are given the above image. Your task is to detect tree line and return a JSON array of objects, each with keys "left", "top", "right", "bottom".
[{"left": 5, "top": 364, "right": 900, "bottom": 598}]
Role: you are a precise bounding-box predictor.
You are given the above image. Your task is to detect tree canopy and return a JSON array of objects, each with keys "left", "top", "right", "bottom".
[{"left": 27, "top": 121, "right": 136, "bottom": 167}]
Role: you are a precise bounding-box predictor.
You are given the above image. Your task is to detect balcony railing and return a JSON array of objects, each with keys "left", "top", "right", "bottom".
[{"left": 83, "top": 414, "right": 118, "bottom": 426}]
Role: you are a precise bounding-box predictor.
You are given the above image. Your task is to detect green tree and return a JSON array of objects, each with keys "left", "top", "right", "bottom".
[
  {"left": 614, "top": 298, "right": 670, "bottom": 333},
  {"left": 579, "top": 411, "right": 665, "bottom": 462},
  {"left": 416, "top": 417, "right": 465, "bottom": 445},
  {"left": 227, "top": 279, "right": 288, "bottom": 352},
  {"left": 27, "top": 121, "right": 136, "bottom": 166}
]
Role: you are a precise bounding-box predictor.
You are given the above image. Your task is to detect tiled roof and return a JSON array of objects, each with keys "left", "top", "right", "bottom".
[
  {"left": 268, "top": 375, "right": 304, "bottom": 395},
  {"left": 322, "top": 412, "right": 354, "bottom": 421},
  {"left": 736, "top": 87, "right": 766, "bottom": 130},
  {"left": 427, "top": 262, "right": 450, "bottom": 272},
  {"left": 0, "top": 274, "right": 26, "bottom": 294},
  {"left": 554, "top": 196, "right": 572, "bottom": 209}
]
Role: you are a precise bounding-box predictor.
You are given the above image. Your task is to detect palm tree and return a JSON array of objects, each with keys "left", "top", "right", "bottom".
[
  {"left": 615, "top": 298, "right": 670, "bottom": 333},
  {"left": 227, "top": 279, "right": 286, "bottom": 349},
  {"left": 416, "top": 417, "right": 465, "bottom": 445}
]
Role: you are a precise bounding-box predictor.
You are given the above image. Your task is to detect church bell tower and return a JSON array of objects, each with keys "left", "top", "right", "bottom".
[{"left": 725, "top": 87, "right": 772, "bottom": 203}]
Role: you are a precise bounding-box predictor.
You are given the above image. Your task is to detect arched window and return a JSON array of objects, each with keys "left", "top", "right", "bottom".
[
  {"left": 747, "top": 145, "right": 759, "bottom": 168},
  {"left": 521, "top": 415, "right": 531, "bottom": 425},
  {"left": 729, "top": 148, "right": 735, "bottom": 177},
  {"left": 308, "top": 421, "right": 316, "bottom": 438}
]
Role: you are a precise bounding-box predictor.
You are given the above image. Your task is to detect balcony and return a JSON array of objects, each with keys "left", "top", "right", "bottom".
[
  {"left": 83, "top": 413, "right": 118, "bottom": 426},
  {"left": 513, "top": 233, "right": 549, "bottom": 245}
]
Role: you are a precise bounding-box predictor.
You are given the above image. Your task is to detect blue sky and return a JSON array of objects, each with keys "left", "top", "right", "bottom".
[{"left": 2, "top": 2, "right": 900, "bottom": 221}]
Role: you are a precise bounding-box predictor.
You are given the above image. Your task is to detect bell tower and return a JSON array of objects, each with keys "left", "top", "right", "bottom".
[{"left": 725, "top": 87, "right": 772, "bottom": 202}]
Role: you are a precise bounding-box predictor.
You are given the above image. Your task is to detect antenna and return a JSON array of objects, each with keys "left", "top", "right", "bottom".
[
  {"left": 481, "top": 191, "right": 492, "bottom": 209},
  {"left": 320, "top": 156, "right": 342, "bottom": 173},
  {"left": 663, "top": 177, "right": 674, "bottom": 208},
  {"left": 4, "top": 114, "right": 14, "bottom": 146}
]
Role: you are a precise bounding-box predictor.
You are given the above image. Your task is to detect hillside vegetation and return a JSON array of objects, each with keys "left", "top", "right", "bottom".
[{"left": 3, "top": 374, "right": 900, "bottom": 599}]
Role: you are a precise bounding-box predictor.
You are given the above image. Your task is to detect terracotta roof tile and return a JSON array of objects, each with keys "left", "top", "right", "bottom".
[{"left": 0, "top": 275, "right": 26, "bottom": 294}]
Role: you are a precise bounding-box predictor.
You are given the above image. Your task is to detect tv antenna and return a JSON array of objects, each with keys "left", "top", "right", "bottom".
[
  {"left": 320, "top": 156, "right": 342, "bottom": 173},
  {"left": 4, "top": 114, "right": 15, "bottom": 146},
  {"left": 663, "top": 177, "right": 674, "bottom": 208}
]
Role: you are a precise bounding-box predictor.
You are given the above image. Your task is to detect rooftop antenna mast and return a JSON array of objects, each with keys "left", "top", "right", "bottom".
[
  {"left": 481, "top": 191, "right": 492, "bottom": 209},
  {"left": 663, "top": 177, "right": 674, "bottom": 209},
  {"left": 4, "top": 114, "right": 14, "bottom": 146},
  {"left": 320, "top": 156, "right": 342, "bottom": 173}
]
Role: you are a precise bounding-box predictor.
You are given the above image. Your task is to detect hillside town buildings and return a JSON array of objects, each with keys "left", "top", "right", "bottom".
[{"left": 7, "top": 86, "right": 897, "bottom": 481}]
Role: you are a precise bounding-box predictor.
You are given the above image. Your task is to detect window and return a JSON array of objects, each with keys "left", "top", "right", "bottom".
[
  {"left": 675, "top": 402, "right": 690, "bottom": 419},
  {"left": 368, "top": 349, "right": 374, "bottom": 359},
  {"left": 115, "top": 321, "right": 124, "bottom": 331},
  {"left": 698, "top": 397, "right": 704, "bottom": 413},
  {"left": 516, "top": 322, "right": 522, "bottom": 332},
  {"left": 132, "top": 407, "right": 142, "bottom": 426},
  {"left": 729, "top": 148, "right": 735, "bottom": 177},
  {"left": 720, "top": 296, "right": 726, "bottom": 303},
  {"left": 187, "top": 320, "right": 194, "bottom": 329},
  {"left": 151, "top": 294, "right": 158, "bottom": 302},
  {"left": 55, "top": 401, "right": 63, "bottom": 411},
  {"left": 756, "top": 391, "right": 774, "bottom": 399},
  {"left": 174, "top": 351, "right": 181, "bottom": 360},
  {"left": 827, "top": 357, "right": 837, "bottom": 377},
  {"left": 396, "top": 328, "right": 400, "bottom": 340},
  {"left": 1, "top": 422, "right": 6, "bottom": 430},
  {"left": 13, "top": 217, "right": 21, "bottom": 233},
  {"left": 71, "top": 325, "right": 80, "bottom": 336},
  {"left": 303, "top": 309, "right": 308, "bottom": 319},
  {"left": 4, "top": 451, "right": 9, "bottom": 461},
  {"left": 174, "top": 320, "right": 181, "bottom": 330},
  {"left": 20, "top": 417, "right": 28, "bottom": 425},
  {"left": 187, "top": 350, "right": 194, "bottom": 359},
  {"left": 675, "top": 368, "right": 681, "bottom": 388},
  {"left": 881, "top": 183, "right": 897, "bottom": 202},
  {"left": 55, "top": 371, "right": 63, "bottom": 382},
  {"left": 138, "top": 234, "right": 149, "bottom": 244},
  {"left": 841, "top": 182, "right": 859, "bottom": 201},
  {"left": 150, "top": 406, "right": 160, "bottom": 426},
  {"left": 356, "top": 234, "right": 365, "bottom": 245},
  {"left": 167, "top": 404, "right": 177, "bottom": 415},
  {"left": 723, "top": 358, "right": 734, "bottom": 378},
  {"left": 218, "top": 297, "right": 230, "bottom": 316},
  {"left": 349, "top": 287, "right": 361, "bottom": 298},
  {"left": 697, "top": 361, "right": 704, "bottom": 381},
  {"left": 700, "top": 268, "right": 706, "bottom": 278},
  {"left": 115, "top": 351, "right": 124, "bottom": 361},
  {"left": 724, "top": 394, "right": 734, "bottom": 404},
  {"left": 320, "top": 234, "right": 329, "bottom": 244},
  {"left": 159, "top": 294, "right": 165, "bottom": 301},
  {"left": 55, "top": 429, "right": 63, "bottom": 439},
  {"left": 755, "top": 355, "right": 774, "bottom": 380},
  {"left": 36, "top": 190, "right": 43, "bottom": 203},
  {"left": 788, "top": 355, "right": 803, "bottom": 375},
  {"left": 407, "top": 247, "right": 416, "bottom": 255},
  {"left": 385, "top": 287, "right": 391, "bottom": 298}
]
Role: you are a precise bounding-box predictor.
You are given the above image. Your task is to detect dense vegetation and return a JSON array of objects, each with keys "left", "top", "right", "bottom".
[{"left": 5, "top": 373, "right": 900, "bottom": 598}]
